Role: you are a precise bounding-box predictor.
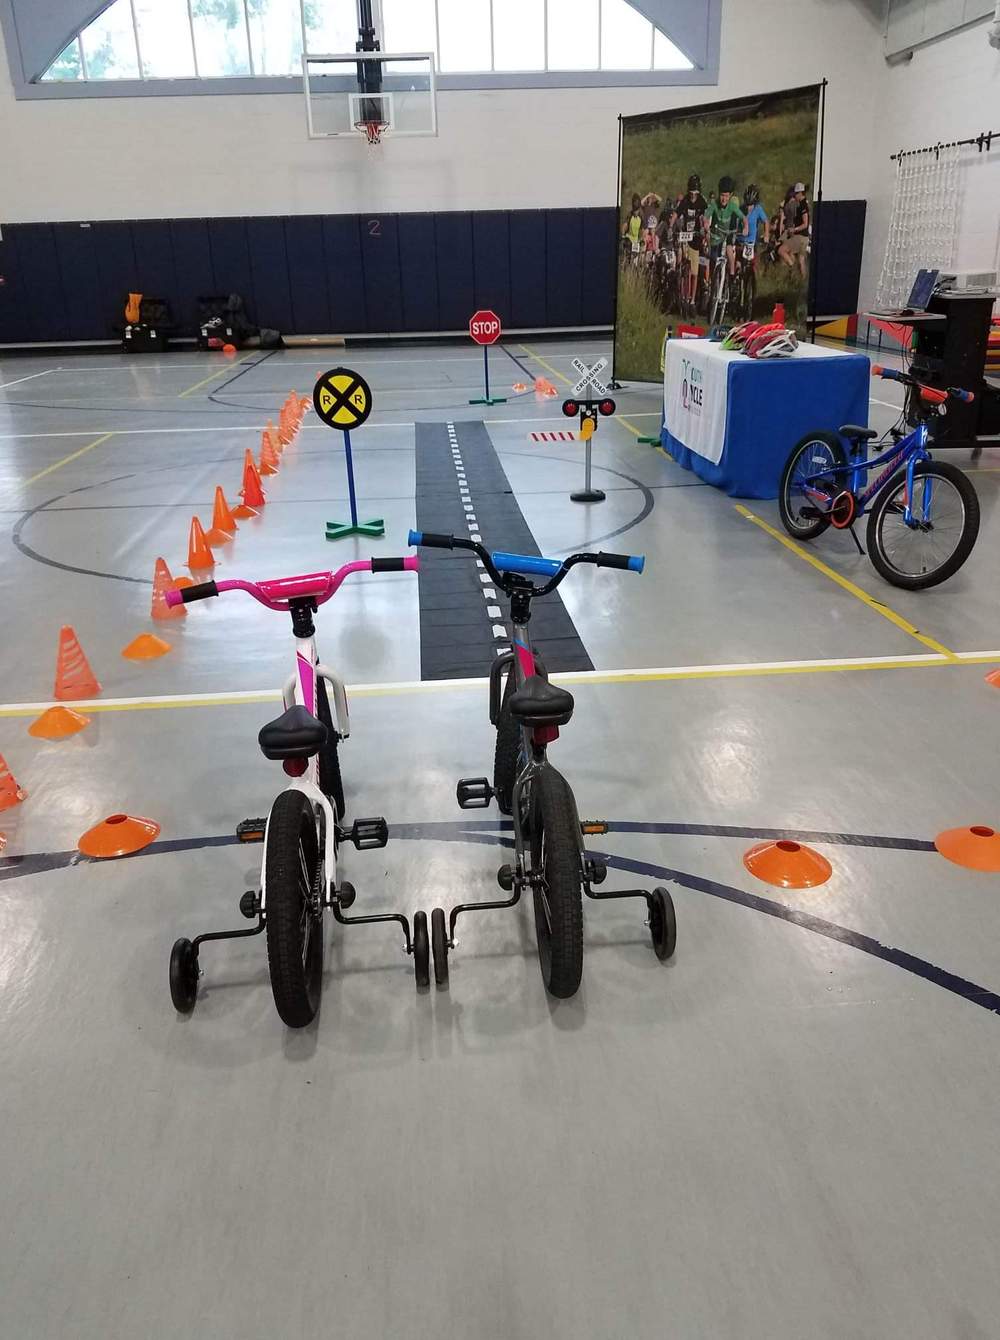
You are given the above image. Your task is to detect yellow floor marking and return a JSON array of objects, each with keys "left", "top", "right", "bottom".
[
  {"left": 519, "top": 344, "right": 574, "bottom": 387},
  {"left": 734, "top": 504, "right": 958, "bottom": 659},
  {"left": 177, "top": 354, "right": 255, "bottom": 399},
  {"left": 3, "top": 651, "right": 999, "bottom": 719},
  {"left": 21, "top": 432, "right": 115, "bottom": 488}
]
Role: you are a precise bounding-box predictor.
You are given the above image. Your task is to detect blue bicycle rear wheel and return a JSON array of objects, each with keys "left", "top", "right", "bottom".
[{"left": 779, "top": 431, "right": 847, "bottom": 540}]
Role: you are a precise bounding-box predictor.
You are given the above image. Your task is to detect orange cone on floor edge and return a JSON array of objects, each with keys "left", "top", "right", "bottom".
[
  {"left": 534, "top": 376, "right": 558, "bottom": 397},
  {"left": 28, "top": 705, "right": 90, "bottom": 740},
  {"left": 173, "top": 575, "right": 195, "bottom": 589},
  {"left": 259, "top": 429, "right": 280, "bottom": 476},
  {"left": 985, "top": 669, "right": 1000, "bottom": 687},
  {"left": 151, "top": 557, "right": 186, "bottom": 621},
  {"left": 743, "top": 840, "right": 832, "bottom": 889},
  {"left": 934, "top": 825, "right": 1000, "bottom": 872},
  {"left": 0, "top": 754, "right": 27, "bottom": 812},
  {"left": 122, "top": 633, "right": 172, "bottom": 661},
  {"left": 54, "top": 625, "right": 101, "bottom": 700},
  {"left": 186, "top": 516, "right": 215, "bottom": 570},
  {"left": 266, "top": 421, "right": 283, "bottom": 455},
  {"left": 78, "top": 813, "right": 160, "bottom": 859},
  {"left": 512, "top": 382, "right": 528, "bottom": 393},
  {"left": 208, "top": 485, "right": 239, "bottom": 537}
]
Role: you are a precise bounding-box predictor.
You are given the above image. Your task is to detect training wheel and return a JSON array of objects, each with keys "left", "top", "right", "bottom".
[
  {"left": 169, "top": 937, "right": 199, "bottom": 1012},
  {"left": 413, "top": 910, "right": 430, "bottom": 989},
  {"left": 431, "top": 907, "right": 449, "bottom": 988},
  {"left": 648, "top": 887, "right": 676, "bottom": 962}
]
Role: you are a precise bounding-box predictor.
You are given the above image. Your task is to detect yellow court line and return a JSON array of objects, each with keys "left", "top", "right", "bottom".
[
  {"left": 734, "top": 504, "right": 957, "bottom": 660},
  {"left": 21, "top": 432, "right": 115, "bottom": 488},
  {"left": 177, "top": 353, "right": 255, "bottom": 399},
  {"left": 519, "top": 344, "right": 573, "bottom": 388},
  {"left": 4, "top": 651, "right": 1000, "bottom": 719}
]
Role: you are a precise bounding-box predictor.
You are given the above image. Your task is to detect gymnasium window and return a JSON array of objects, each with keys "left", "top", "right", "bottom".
[{"left": 41, "top": 0, "right": 692, "bottom": 82}]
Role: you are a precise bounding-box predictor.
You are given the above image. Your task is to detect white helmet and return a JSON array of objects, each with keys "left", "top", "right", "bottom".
[{"left": 746, "top": 328, "right": 799, "bottom": 359}]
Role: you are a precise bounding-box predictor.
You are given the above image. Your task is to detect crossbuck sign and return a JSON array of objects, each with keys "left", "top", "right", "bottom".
[{"left": 571, "top": 357, "right": 609, "bottom": 398}]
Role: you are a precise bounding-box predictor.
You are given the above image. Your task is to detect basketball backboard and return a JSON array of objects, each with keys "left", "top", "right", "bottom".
[{"left": 303, "top": 52, "right": 437, "bottom": 143}]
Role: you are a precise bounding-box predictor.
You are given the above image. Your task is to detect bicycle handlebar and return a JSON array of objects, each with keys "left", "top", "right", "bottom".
[
  {"left": 407, "top": 530, "right": 644, "bottom": 593},
  {"left": 872, "top": 365, "right": 975, "bottom": 403},
  {"left": 164, "top": 556, "right": 418, "bottom": 611}
]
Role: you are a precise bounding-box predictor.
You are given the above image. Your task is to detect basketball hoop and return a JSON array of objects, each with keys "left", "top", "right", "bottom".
[{"left": 355, "top": 118, "right": 388, "bottom": 146}]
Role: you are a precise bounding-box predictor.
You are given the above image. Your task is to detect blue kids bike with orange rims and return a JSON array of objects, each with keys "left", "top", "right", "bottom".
[
  {"left": 408, "top": 531, "right": 677, "bottom": 998},
  {"left": 778, "top": 366, "right": 980, "bottom": 589}
]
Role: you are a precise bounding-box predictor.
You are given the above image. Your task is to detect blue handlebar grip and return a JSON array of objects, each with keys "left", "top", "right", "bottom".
[
  {"left": 627, "top": 556, "right": 645, "bottom": 574},
  {"left": 491, "top": 551, "right": 562, "bottom": 578},
  {"left": 408, "top": 530, "right": 423, "bottom": 546}
]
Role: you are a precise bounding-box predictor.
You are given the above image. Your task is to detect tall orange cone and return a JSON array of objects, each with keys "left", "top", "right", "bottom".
[
  {"left": 186, "top": 516, "right": 215, "bottom": 571},
  {"left": 54, "top": 626, "right": 101, "bottom": 700},
  {"left": 151, "top": 557, "right": 186, "bottom": 621},
  {"left": 259, "top": 428, "right": 280, "bottom": 477},
  {"left": 278, "top": 406, "right": 295, "bottom": 446},
  {"left": 205, "top": 486, "right": 239, "bottom": 545},
  {"left": 234, "top": 449, "right": 265, "bottom": 517},
  {"left": 0, "top": 754, "right": 26, "bottom": 812},
  {"left": 266, "top": 421, "right": 283, "bottom": 456}
]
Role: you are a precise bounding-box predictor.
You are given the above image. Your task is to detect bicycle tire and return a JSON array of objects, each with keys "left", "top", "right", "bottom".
[
  {"left": 709, "top": 262, "right": 726, "bottom": 327},
  {"left": 316, "top": 676, "right": 345, "bottom": 821},
  {"left": 493, "top": 670, "right": 520, "bottom": 815},
  {"left": 778, "top": 432, "right": 847, "bottom": 540},
  {"left": 265, "top": 789, "right": 323, "bottom": 1028},
  {"left": 866, "top": 459, "right": 980, "bottom": 590},
  {"left": 529, "top": 767, "right": 584, "bottom": 999}
]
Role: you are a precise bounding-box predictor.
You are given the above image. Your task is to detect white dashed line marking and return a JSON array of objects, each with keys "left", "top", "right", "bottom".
[{"left": 446, "top": 421, "right": 509, "bottom": 649}]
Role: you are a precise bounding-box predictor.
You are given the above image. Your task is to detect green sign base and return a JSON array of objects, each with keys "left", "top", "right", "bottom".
[
  {"left": 325, "top": 518, "right": 386, "bottom": 541},
  {"left": 637, "top": 435, "right": 660, "bottom": 446},
  {"left": 469, "top": 396, "right": 508, "bottom": 406}
]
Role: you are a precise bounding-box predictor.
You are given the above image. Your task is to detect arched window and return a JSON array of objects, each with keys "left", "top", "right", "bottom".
[{"left": 41, "top": 0, "right": 694, "bottom": 83}]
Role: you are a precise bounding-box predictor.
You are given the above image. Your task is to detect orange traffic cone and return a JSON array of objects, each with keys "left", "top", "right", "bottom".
[
  {"left": 28, "top": 705, "right": 90, "bottom": 740},
  {"left": 205, "top": 486, "right": 239, "bottom": 545},
  {"left": 186, "top": 516, "right": 215, "bottom": 571},
  {"left": 278, "top": 407, "right": 295, "bottom": 445},
  {"left": 299, "top": 396, "right": 310, "bottom": 416},
  {"left": 235, "top": 449, "right": 266, "bottom": 516},
  {"left": 534, "top": 376, "right": 558, "bottom": 397},
  {"left": 259, "top": 429, "right": 280, "bottom": 477},
  {"left": 54, "top": 626, "right": 101, "bottom": 700},
  {"left": 122, "top": 633, "right": 172, "bottom": 661},
  {"left": 151, "top": 557, "right": 186, "bottom": 621},
  {"left": 0, "top": 754, "right": 26, "bottom": 812},
  {"left": 266, "top": 421, "right": 283, "bottom": 456},
  {"left": 512, "top": 382, "right": 528, "bottom": 393}
]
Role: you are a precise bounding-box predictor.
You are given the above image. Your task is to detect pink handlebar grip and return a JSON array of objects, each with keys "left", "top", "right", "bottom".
[{"left": 164, "top": 589, "right": 183, "bottom": 608}]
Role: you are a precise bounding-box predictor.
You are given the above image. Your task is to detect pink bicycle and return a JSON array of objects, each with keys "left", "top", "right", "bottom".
[{"left": 165, "top": 558, "right": 425, "bottom": 1027}]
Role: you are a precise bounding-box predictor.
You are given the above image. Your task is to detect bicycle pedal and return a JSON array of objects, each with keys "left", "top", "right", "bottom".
[
  {"left": 350, "top": 817, "right": 389, "bottom": 851},
  {"left": 581, "top": 820, "right": 609, "bottom": 836},
  {"left": 457, "top": 777, "right": 493, "bottom": 809},
  {"left": 236, "top": 818, "right": 267, "bottom": 843}
]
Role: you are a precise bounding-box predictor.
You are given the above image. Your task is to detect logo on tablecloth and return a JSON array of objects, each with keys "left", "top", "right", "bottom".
[{"left": 680, "top": 357, "right": 703, "bottom": 417}]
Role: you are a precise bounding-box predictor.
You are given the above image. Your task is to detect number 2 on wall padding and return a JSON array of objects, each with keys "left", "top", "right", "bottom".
[{"left": 368, "top": 219, "right": 381, "bottom": 237}]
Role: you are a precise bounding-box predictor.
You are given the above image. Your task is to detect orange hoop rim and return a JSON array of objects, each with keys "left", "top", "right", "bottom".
[{"left": 355, "top": 119, "right": 388, "bottom": 145}]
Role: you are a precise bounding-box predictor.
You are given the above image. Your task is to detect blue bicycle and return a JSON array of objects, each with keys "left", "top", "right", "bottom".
[{"left": 778, "top": 366, "right": 980, "bottom": 589}]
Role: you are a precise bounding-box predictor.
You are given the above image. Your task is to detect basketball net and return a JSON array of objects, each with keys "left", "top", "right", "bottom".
[
  {"left": 875, "top": 143, "right": 961, "bottom": 309},
  {"left": 356, "top": 120, "right": 388, "bottom": 147}
]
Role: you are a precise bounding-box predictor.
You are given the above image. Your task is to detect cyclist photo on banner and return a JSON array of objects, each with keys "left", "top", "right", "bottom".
[{"left": 614, "top": 84, "right": 821, "bottom": 382}]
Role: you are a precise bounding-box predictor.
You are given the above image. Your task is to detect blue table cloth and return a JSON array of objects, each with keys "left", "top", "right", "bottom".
[{"left": 661, "top": 339, "right": 870, "bottom": 499}]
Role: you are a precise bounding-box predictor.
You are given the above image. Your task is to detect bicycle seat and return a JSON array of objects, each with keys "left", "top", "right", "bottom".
[
  {"left": 507, "top": 676, "right": 575, "bottom": 728},
  {"left": 258, "top": 704, "right": 328, "bottom": 760},
  {"left": 840, "top": 424, "right": 878, "bottom": 442}
]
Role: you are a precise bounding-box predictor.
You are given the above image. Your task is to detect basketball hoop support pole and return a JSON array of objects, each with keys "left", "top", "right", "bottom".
[
  {"left": 325, "top": 428, "right": 385, "bottom": 540},
  {"left": 469, "top": 343, "right": 507, "bottom": 406}
]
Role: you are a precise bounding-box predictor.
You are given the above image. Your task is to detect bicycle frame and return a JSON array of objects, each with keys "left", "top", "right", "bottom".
[{"left": 801, "top": 420, "right": 932, "bottom": 524}]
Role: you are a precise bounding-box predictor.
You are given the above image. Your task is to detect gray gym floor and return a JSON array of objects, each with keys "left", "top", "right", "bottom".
[{"left": 2, "top": 338, "right": 1000, "bottom": 1339}]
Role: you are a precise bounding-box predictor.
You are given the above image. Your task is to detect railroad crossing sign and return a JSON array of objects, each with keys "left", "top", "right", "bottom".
[
  {"left": 469, "top": 310, "right": 502, "bottom": 345},
  {"left": 313, "top": 367, "right": 384, "bottom": 541},
  {"left": 571, "top": 357, "right": 609, "bottom": 398},
  {"left": 313, "top": 366, "right": 373, "bottom": 430}
]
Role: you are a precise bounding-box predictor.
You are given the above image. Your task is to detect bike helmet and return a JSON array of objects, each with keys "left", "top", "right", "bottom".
[
  {"left": 720, "top": 320, "right": 761, "bottom": 351},
  {"left": 687, "top": 173, "right": 701, "bottom": 193},
  {"left": 743, "top": 183, "right": 760, "bottom": 206},
  {"left": 746, "top": 328, "right": 799, "bottom": 359},
  {"left": 718, "top": 175, "right": 735, "bottom": 195}
]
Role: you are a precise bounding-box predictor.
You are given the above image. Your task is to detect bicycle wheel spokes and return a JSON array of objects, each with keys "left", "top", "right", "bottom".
[
  {"left": 876, "top": 474, "right": 966, "bottom": 576},
  {"left": 790, "top": 442, "right": 838, "bottom": 522}
]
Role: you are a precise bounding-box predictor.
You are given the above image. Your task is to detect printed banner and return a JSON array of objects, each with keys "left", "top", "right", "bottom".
[{"left": 614, "top": 84, "right": 822, "bottom": 383}]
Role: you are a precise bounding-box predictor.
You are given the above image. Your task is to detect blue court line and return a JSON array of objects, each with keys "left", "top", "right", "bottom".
[{"left": 1, "top": 818, "right": 996, "bottom": 1018}]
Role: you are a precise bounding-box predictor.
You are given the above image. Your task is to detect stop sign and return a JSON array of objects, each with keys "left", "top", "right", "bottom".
[{"left": 469, "top": 310, "right": 502, "bottom": 345}]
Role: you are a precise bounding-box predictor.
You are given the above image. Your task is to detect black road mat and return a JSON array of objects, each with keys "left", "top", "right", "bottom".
[{"left": 414, "top": 420, "right": 594, "bottom": 680}]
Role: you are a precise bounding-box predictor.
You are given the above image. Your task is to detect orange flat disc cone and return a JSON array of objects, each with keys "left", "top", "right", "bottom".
[
  {"left": 28, "top": 705, "right": 90, "bottom": 739},
  {"left": 743, "top": 839, "right": 832, "bottom": 889},
  {"left": 935, "top": 825, "right": 1000, "bottom": 872},
  {"left": 173, "top": 576, "right": 195, "bottom": 589},
  {"left": 985, "top": 670, "right": 1000, "bottom": 687},
  {"left": 122, "top": 633, "right": 172, "bottom": 661},
  {"left": 78, "top": 813, "right": 160, "bottom": 859},
  {"left": 231, "top": 504, "right": 259, "bottom": 520}
]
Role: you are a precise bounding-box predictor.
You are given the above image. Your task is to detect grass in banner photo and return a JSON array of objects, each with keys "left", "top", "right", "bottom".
[{"left": 616, "top": 89, "right": 820, "bottom": 382}]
